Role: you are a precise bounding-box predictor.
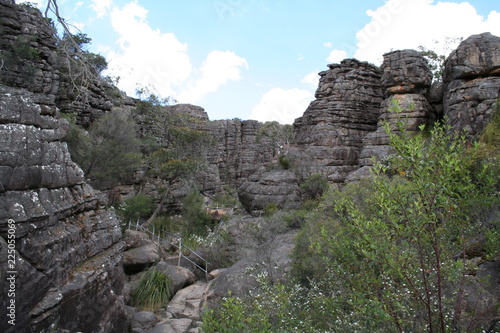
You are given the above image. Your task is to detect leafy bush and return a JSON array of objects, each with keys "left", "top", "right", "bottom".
[
  {"left": 116, "top": 193, "right": 154, "bottom": 225},
  {"left": 130, "top": 270, "right": 173, "bottom": 311},
  {"left": 294, "top": 115, "right": 499, "bottom": 331},
  {"left": 181, "top": 191, "right": 213, "bottom": 236},
  {"left": 278, "top": 155, "right": 291, "bottom": 169},
  {"left": 64, "top": 110, "right": 142, "bottom": 189},
  {"left": 299, "top": 173, "right": 329, "bottom": 200}
]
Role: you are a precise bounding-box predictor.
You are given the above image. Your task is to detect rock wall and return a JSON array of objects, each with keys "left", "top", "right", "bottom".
[
  {"left": 0, "top": 1, "right": 127, "bottom": 332},
  {"left": 443, "top": 32, "right": 500, "bottom": 137},
  {"left": 292, "top": 59, "right": 383, "bottom": 184}
]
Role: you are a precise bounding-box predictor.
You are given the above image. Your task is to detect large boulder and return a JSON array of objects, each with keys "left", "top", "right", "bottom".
[
  {"left": 443, "top": 33, "right": 500, "bottom": 138},
  {"left": 151, "top": 261, "right": 197, "bottom": 295},
  {"left": 123, "top": 242, "right": 161, "bottom": 274},
  {"left": 443, "top": 32, "right": 500, "bottom": 82}
]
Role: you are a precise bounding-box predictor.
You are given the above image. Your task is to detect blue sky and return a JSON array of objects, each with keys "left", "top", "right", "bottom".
[{"left": 26, "top": 0, "right": 500, "bottom": 123}]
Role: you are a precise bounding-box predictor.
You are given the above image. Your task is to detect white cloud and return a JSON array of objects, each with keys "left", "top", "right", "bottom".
[
  {"left": 104, "top": 2, "right": 192, "bottom": 97},
  {"left": 326, "top": 49, "right": 348, "bottom": 63},
  {"left": 323, "top": 42, "right": 333, "bottom": 48},
  {"left": 353, "top": 0, "right": 500, "bottom": 65},
  {"left": 250, "top": 88, "right": 313, "bottom": 124},
  {"left": 301, "top": 70, "right": 319, "bottom": 90},
  {"left": 177, "top": 50, "right": 248, "bottom": 103},
  {"left": 90, "top": 0, "right": 113, "bottom": 18},
  {"left": 104, "top": 1, "right": 247, "bottom": 103}
]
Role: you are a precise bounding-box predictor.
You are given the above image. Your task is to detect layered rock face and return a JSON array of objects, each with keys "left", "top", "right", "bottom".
[
  {"left": 443, "top": 32, "right": 500, "bottom": 137},
  {"left": 292, "top": 59, "right": 383, "bottom": 184},
  {"left": 208, "top": 119, "right": 275, "bottom": 188},
  {"left": 0, "top": 1, "right": 127, "bottom": 332},
  {"left": 352, "top": 49, "right": 434, "bottom": 180}
]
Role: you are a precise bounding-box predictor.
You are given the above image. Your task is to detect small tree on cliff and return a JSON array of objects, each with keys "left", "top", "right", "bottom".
[
  {"left": 136, "top": 95, "right": 214, "bottom": 220},
  {"left": 256, "top": 121, "right": 294, "bottom": 156}
]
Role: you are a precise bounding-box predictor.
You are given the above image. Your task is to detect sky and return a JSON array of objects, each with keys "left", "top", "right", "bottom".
[{"left": 22, "top": 0, "right": 500, "bottom": 124}]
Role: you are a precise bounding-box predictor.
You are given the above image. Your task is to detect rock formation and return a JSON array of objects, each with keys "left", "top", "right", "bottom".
[
  {"left": 0, "top": 1, "right": 127, "bottom": 332},
  {"left": 293, "top": 59, "right": 383, "bottom": 184},
  {"left": 443, "top": 32, "right": 500, "bottom": 137}
]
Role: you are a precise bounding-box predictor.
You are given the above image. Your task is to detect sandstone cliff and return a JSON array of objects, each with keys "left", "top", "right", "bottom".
[{"left": 0, "top": 2, "right": 127, "bottom": 332}]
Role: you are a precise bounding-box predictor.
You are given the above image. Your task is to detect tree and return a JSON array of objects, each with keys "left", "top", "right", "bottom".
[
  {"left": 65, "top": 110, "right": 142, "bottom": 189},
  {"left": 204, "top": 100, "right": 499, "bottom": 332},
  {"left": 256, "top": 121, "right": 294, "bottom": 156},
  {"left": 136, "top": 95, "right": 214, "bottom": 220},
  {"left": 303, "top": 105, "right": 499, "bottom": 331}
]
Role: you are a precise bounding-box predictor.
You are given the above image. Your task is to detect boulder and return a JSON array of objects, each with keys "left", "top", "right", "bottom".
[
  {"left": 123, "top": 229, "right": 153, "bottom": 250},
  {"left": 131, "top": 311, "right": 158, "bottom": 332},
  {"left": 443, "top": 33, "right": 500, "bottom": 138},
  {"left": 151, "top": 261, "right": 197, "bottom": 294},
  {"left": 123, "top": 243, "right": 161, "bottom": 274},
  {"left": 381, "top": 49, "right": 433, "bottom": 95},
  {"left": 443, "top": 32, "right": 500, "bottom": 82}
]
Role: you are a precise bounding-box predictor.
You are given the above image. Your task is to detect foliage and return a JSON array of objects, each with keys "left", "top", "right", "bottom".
[
  {"left": 135, "top": 94, "right": 214, "bottom": 220},
  {"left": 299, "top": 173, "right": 329, "bottom": 200},
  {"left": 181, "top": 191, "right": 213, "bottom": 237},
  {"left": 64, "top": 110, "right": 142, "bottom": 189},
  {"left": 58, "top": 32, "right": 108, "bottom": 74},
  {"left": 278, "top": 154, "right": 291, "bottom": 169},
  {"left": 211, "top": 190, "right": 239, "bottom": 208},
  {"left": 205, "top": 101, "right": 499, "bottom": 332},
  {"left": 256, "top": 121, "right": 294, "bottom": 156},
  {"left": 116, "top": 194, "right": 155, "bottom": 225},
  {"left": 263, "top": 202, "right": 279, "bottom": 216},
  {"left": 130, "top": 270, "right": 173, "bottom": 311},
  {"left": 418, "top": 37, "right": 462, "bottom": 82},
  {"left": 418, "top": 46, "right": 446, "bottom": 82},
  {"left": 299, "top": 114, "right": 498, "bottom": 331}
]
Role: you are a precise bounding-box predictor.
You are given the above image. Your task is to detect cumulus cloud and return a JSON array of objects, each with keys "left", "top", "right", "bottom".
[
  {"left": 90, "top": 0, "right": 113, "bottom": 18},
  {"left": 301, "top": 70, "right": 320, "bottom": 90},
  {"left": 103, "top": 1, "right": 247, "bottom": 102},
  {"left": 326, "top": 49, "right": 348, "bottom": 63},
  {"left": 104, "top": 2, "right": 192, "bottom": 97},
  {"left": 177, "top": 50, "right": 248, "bottom": 103},
  {"left": 250, "top": 88, "right": 313, "bottom": 124},
  {"left": 353, "top": 0, "right": 500, "bottom": 65}
]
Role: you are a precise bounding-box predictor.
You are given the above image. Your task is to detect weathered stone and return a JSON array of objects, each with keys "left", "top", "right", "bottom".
[
  {"left": 131, "top": 311, "right": 158, "bottom": 331},
  {"left": 151, "top": 318, "right": 194, "bottom": 333},
  {"left": 381, "top": 49, "right": 433, "bottom": 95},
  {"left": 238, "top": 169, "right": 300, "bottom": 214},
  {"left": 292, "top": 59, "right": 383, "bottom": 184},
  {"left": 123, "top": 243, "right": 162, "bottom": 274},
  {"left": 443, "top": 32, "right": 500, "bottom": 82},
  {"left": 151, "top": 261, "right": 197, "bottom": 294},
  {"left": 123, "top": 229, "right": 153, "bottom": 250}
]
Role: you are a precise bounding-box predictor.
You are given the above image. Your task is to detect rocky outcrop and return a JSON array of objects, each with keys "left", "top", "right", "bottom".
[
  {"left": 292, "top": 59, "right": 383, "bottom": 184},
  {"left": 0, "top": 2, "right": 126, "bottom": 331},
  {"left": 0, "top": 84, "right": 127, "bottom": 332},
  {"left": 238, "top": 169, "right": 300, "bottom": 214},
  {"left": 208, "top": 119, "right": 275, "bottom": 189},
  {"left": 351, "top": 50, "right": 434, "bottom": 180},
  {"left": 443, "top": 32, "right": 500, "bottom": 138}
]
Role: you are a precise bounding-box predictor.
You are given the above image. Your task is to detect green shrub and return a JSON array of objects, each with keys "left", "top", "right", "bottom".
[
  {"left": 182, "top": 192, "right": 213, "bottom": 236},
  {"left": 263, "top": 202, "right": 279, "bottom": 216},
  {"left": 116, "top": 193, "right": 154, "bottom": 225},
  {"left": 299, "top": 173, "right": 329, "bottom": 200},
  {"left": 130, "top": 270, "right": 173, "bottom": 311},
  {"left": 278, "top": 155, "right": 291, "bottom": 169}
]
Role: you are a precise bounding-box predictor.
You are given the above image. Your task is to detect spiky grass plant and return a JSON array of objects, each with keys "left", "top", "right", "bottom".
[{"left": 130, "top": 270, "right": 173, "bottom": 311}]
